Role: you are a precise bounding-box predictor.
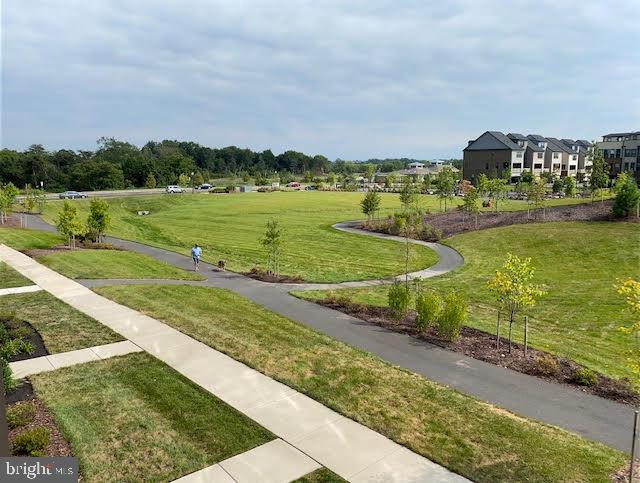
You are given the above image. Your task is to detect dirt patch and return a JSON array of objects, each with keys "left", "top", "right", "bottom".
[
  {"left": 8, "top": 398, "right": 73, "bottom": 458},
  {"left": 364, "top": 199, "right": 637, "bottom": 239},
  {"left": 245, "top": 267, "right": 305, "bottom": 283},
  {"left": 316, "top": 298, "right": 640, "bottom": 406},
  {"left": 612, "top": 462, "right": 639, "bottom": 483}
]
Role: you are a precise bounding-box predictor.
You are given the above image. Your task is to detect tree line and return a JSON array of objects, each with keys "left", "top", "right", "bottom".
[{"left": 0, "top": 138, "right": 462, "bottom": 192}]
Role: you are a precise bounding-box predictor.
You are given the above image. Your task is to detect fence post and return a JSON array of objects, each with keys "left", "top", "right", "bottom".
[
  {"left": 496, "top": 311, "right": 501, "bottom": 350},
  {"left": 524, "top": 316, "right": 529, "bottom": 357},
  {"left": 631, "top": 410, "right": 639, "bottom": 483}
]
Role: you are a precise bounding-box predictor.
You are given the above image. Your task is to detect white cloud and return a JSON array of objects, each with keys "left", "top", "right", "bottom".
[{"left": 2, "top": 0, "right": 639, "bottom": 158}]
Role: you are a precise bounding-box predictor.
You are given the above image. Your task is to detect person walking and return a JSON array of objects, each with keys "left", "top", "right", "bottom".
[{"left": 191, "top": 244, "right": 202, "bottom": 271}]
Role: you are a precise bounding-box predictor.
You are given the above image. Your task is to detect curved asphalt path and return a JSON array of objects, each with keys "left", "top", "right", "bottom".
[{"left": 24, "top": 214, "right": 635, "bottom": 452}]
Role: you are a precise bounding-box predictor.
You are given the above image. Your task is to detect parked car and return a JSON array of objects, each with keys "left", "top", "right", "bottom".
[
  {"left": 58, "top": 191, "right": 88, "bottom": 199},
  {"left": 199, "top": 183, "right": 212, "bottom": 190},
  {"left": 304, "top": 185, "right": 316, "bottom": 191},
  {"left": 166, "top": 185, "right": 183, "bottom": 193},
  {"left": 287, "top": 182, "right": 301, "bottom": 190}
]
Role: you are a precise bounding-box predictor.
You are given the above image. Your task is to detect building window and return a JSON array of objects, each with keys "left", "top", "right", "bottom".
[
  {"left": 537, "top": 152, "right": 543, "bottom": 159},
  {"left": 503, "top": 162, "right": 508, "bottom": 169},
  {"left": 485, "top": 163, "right": 489, "bottom": 170},
  {"left": 624, "top": 162, "right": 629, "bottom": 171},
  {"left": 625, "top": 149, "right": 637, "bottom": 157},
  {"left": 534, "top": 163, "right": 542, "bottom": 169},
  {"left": 569, "top": 165, "right": 576, "bottom": 170},
  {"left": 516, "top": 152, "right": 523, "bottom": 158},
  {"left": 561, "top": 165, "right": 566, "bottom": 170},
  {"left": 512, "top": 163, "right": 522, "bottom": 169},
  {"left": 553, "top": 164, "right": 560, "bottom": 170},
  {"left": 572, "top": 155, "right": 577, "bottom": 160},
  {"left": 553, "top": 152, "right": 559, "bottom": 159}
]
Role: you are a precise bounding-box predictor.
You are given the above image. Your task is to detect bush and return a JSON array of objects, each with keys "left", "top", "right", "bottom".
[
  {"left": 388, "top": 282, "right": 411, "bottom": 319},
  {"left": 535, "top": 353, "right": 561, "bottom": 377},
  {"left": 420, "top": 223, "right": 443, "bottom": 242},
  {"left": 3, "top": 364, "right": 17, "bottom": 393},
  {"left": 8, "top": 326, "right": 32, "bottom": 340},
  {"left": 570, "top": 367, "right": 598, "bottom": 386},
  {"left": 436, "top": 291, "right": 466, "bottom": 341},
  {"left": 7, "top": 402, "right": 36, "bottom": 429},
  {"left": 12, "top": 426, "right": 50, "bottom": 456},
  {"left": 416, "top": 291, "right": 441, "bottom": 332}
]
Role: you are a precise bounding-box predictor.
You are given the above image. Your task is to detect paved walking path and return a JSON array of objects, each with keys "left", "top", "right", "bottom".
[
  {"left": 9, "top": 340, "right": 142, "bottom": 379},
  {"left": 0, "top": 244, "right": 467, "bottom": 482},
  {"left": 0, "top": 285, "right": 42, "bottom": 296},
  {"left": 18, "top": 215, "right": 637, "bottom": 451}
]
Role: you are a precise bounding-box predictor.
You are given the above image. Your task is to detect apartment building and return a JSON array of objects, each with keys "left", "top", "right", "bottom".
[
  {"left": 463, "top": 131, "right": 591, "bottom": 183},
  {"left": 598, "top": 131, "right": 639, "bottom": 178}
]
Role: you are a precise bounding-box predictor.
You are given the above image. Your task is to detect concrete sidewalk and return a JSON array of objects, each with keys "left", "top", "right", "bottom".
[{"left": 0, "top": 244, "right": 467, "bottom": 483}]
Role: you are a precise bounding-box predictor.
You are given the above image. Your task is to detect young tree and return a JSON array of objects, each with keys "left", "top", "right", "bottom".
[
  {"left": 486, "top": 178, "right": 508, "bottom": 212},
  {"left": 563, "top": 176, "right": 576, "bottom": 198},
  {"left": 394, "top": 212, "right": 421, "bottom": 289},
  {"left": 589, "top": 145, "right": 609, "bottom": 202},
  {"left": 0, "top": 183, "right": 19, "bottom": 224},
  {"left": 399, "top": 182, "right": 419, "bottom": 212},
  {"left": 612, "top": 172, "right": 640, "bottom": 218},
  {"left": 86, "top": 198, "right": 111, "bottom": 242},
  {"left": 551, "top": 176, "right": 563, "bottom": 194},
  {"left": 144, "top": 173, "right": 157, "bottom": 188},
  {"left": 360, "top": 190, "right": 381, "bottom": 222},
  {"left": 55, "top": 201, "right": 84, "bottom": 248},
  {"left": 487, "top": 253, "right": 545, "bottom": 353},
  {"left": 21, "top": 184, "right": 36, "bottom": 213},
  {"left": 34, "top": 189, "right": 47, "bottom": 214},
  {"left": 385, "top": 173, "right": 396, "bottom": 189},
  {"left": 303, "top": 171, "right": 313, "bottom": 183},
  {"left": 462, "top": 186, "right": 480, "bottom": 228},
  {"left": 436, "top": 167, "right": 455, "bottom": 212},
  {"left": 363, "top": 164, "right": 375, "bottom": 183},
  {"left": 520, "top": 170, "right": 534, "bottom": 183},
  {"left": 193, "top": 172, "right": 204, "bottom": 186},
  {"left": 326, "top": 172, "right": 336, "bottom": 189},
  {"left": 527, "top": 177, "right": 547, "bottom": 220},
  {"left": 422, "top": 174, "right": 432, "bottom": 193},
  {"left": 261, "top": 219, "right": 284, "bottom": 276},
  {"left": 617, "top": 279, "right": 640, "bottom": 377}
]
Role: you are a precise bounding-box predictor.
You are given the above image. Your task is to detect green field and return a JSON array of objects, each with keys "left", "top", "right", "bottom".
[
  {"left": 32, "top": 353, "right": 273, "bottom": 481},
  {"left": 38, "top": 250, "right": 205, "bottom": 280},
  {"left": 0, "top": 227, "right": 62, "bottom": 249},
  {"left": 42, "top": 192, "right": 442, "bottom": 282},
  {"left": 95, "top": 284, "right": 625, "bottom": 483},
  {"left": 296, "top": 221, "right": 640, "bottom": 381},
  {"left": 2, "top": 292, "right": 123, "bottom": 353},
  {"left": 0, "top": 262, "right": 31, "bottom": 288}
]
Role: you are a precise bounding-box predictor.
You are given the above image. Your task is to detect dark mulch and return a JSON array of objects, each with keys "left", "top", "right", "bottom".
[
  {"left": 22, "top": 242, "right": 120, "bottom": 258},
  {"left": 245, "top": 267, "right": 305, "bottom": 283},
  {"left": 7, "top": 380, "right": 35, "bottom": 404},
  {"left": 8, "top": 398, "right": 73, "bottom": 458},
  {"left": 318, "top": 298, "right": 640, "bottom": 406},
  {"left": 1, "top": 316, "right": 49, "bottom": 362},
  {"left": 612, "top": 462, "right": 640, "bottom": 483},
  {"left": 364, "top": 199, "right": 636, "bottom": 239}
]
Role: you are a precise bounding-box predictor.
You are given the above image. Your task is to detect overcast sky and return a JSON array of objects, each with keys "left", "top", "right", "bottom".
[{"left": 2, "top": 0, "right": 639, "bottom": 159}]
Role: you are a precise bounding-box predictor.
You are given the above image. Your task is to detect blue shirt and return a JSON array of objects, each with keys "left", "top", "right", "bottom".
[{"left": 191, "top": 246, "right": 202, "bottom": 258}]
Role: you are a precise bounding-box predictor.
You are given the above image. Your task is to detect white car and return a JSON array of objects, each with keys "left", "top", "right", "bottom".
[{"left": 166, "top": 185, "right": 183, "bottom": 193}]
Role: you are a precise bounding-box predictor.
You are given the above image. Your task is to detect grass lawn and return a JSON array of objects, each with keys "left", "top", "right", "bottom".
[
  {"left": 38, "top": 249, "right": 205, "bottom": 280},
  {"left": 1, "top": 292, "right": 122, "bottom": 353},
  {"left": 43, "top": 192, "right": 444, "bottom": 282},
  {"left": 95, "top": 284, "right": 625, "bottom": 483},
  {"left": 0, "top": 227, "right": 62, "bottom": 249},
  {"left": 296, "top": 221, "right": 640, "bottom": 381},
  {"left": 32, "top": 352, "right": 273, "bottom": 482},
  {"left": 0, "top": 262, "right": 32, "bottom": 288},
  {"left": 294, "top": 468, "right": 345, "bottom": 482}
]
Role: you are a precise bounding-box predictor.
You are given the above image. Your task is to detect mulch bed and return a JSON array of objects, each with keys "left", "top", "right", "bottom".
[
  {"left": 317, "top": 298, "right": 640, "bottom": 406},
  {"left": 245, "top": 267, "right": 305, "bottom": 283},
  {"left": 1, "top": 316, "right": 49, "bottom": 362},
  {"left": 7, "top": 380, "right": 35, "bottom": 404},
  {"left": 8, "top": 398, "right": 73, "bottom": 458},
  {"left": 364, "top": 199, "right": 637, "bottom": 239}
]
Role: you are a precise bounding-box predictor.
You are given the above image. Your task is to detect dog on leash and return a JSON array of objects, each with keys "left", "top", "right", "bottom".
[{"left": 217, "top": 260, "right": 226, "bottom": 270}]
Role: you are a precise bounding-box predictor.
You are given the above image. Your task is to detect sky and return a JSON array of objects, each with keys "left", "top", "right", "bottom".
[{"left": 2, "top": 0, "right": 639, "bottom": 160}]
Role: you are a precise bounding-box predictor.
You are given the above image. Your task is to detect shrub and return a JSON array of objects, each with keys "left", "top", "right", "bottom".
[
  {"left": 416, "top": 291, "right": 441, "bottom": 332},
  {"left": 7, "top": 402, "right": 36, "bottom": 429},
  {"left": 535, "top": 353, "right": 561, "bottom": 377},
  {"left": 8, "top": 326, "right": 32, "bottom": 340},
  {"left": 3, "top": 364, "right": 17, "bottom": 393},
  {"left": 420, "top": 223, "right": 443, "bottom": 242},
  {"left": 388, "top": 282, "right": 411, "bottom": 319},
  {"left": 0, "top": 338, "right": 34, "bottom": 360},
  {"left": 12, "top": 427, "right": 50, "bottom": 456},
  {"left": 570, "top": 367, "right": 598, "bottom": 387},
  {"left": 436, "top": 291, "right": 466, "bottom": 341}
]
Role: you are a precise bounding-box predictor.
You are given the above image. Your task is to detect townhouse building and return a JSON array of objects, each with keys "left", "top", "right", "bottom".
[
  {"left": 463, "top": 131, "right": 591, "bottom": 183},
  {"left": 598, "top": 131, "right": 639, "bottom": 179}
]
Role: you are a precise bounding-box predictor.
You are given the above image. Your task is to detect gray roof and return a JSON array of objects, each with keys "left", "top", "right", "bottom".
[
  {"left": 525, "top": 141, "right": 545, "bottom": 152},
  {"left": 527, "top": 134, "right": 547, "bottom": 143},
  {"left": 560, "top": 138, "right": 575, "bottom": 146},
  {"left": 464, "top": 131, "right": 523, "bottom": 151},
  {"left": 545, "top": 137, "right": 573, "bottom": 153},
  {"left": 488, "top": 131, "right": 524, "bottom": 150},
  {"left": 575, "top": 139, "right": 592, "bottom": 147},
  {"left": 507, "top": 133, "right": 527, "bottom": 141}
]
